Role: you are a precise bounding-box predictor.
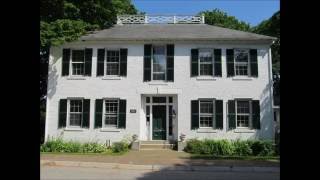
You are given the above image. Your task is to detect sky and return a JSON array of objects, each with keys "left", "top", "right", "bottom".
[{"left": 132, "top": 0, "right": 280, "bottom": 26}]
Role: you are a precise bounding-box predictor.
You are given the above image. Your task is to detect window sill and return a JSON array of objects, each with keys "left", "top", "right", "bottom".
[
  {"left": 100, "top": 128, "right": 121, "bottom": 132},
  {"left": 232, "top": 77, "right": 253, "bottom": 81},
  {"left": 196, "top": 76, "right": 217, "bottom": 81},
  {"left": 234, "top": 128, "right": 256, "bottom": 133},
  {"left": 197, "top": 128, "right": 219, "bottom": 133},
  {"left": 66, "top": 76, "right": 87, "bottom": 80},
  {"left": 64, "top": 128, "right": 84, "bottom": 131},
  {"left": 101, "top": 76, "right": 122, "bottom": 80}
]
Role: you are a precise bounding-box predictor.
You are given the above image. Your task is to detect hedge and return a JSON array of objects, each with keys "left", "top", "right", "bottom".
[{"left": 184, "top": 139, "right": 276, "bottom": 156}]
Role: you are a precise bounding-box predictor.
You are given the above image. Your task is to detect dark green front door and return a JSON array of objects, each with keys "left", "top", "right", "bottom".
[{"left": 152, "top": 105, "right": 166, "bottom": 140}]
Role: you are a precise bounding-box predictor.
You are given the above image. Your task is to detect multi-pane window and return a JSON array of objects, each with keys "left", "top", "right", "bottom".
[
  {"left": 236, "top": 100, "right": 250, "bottom": 127},
  {"left": 106, "top": 50, "right": 120, "bottom": 75},
  {"left": 104, "top": 100, "right": 119, "bottom": 127},
  {"left": 199, "top": 100, "right": 214, "bottom": 128},
  {"left": 152, "top": 46, "right": 166, "bottom": 80},
  {"left": 234, "top": 49, "right": 249, "bottom": 76},
  {"left": 69, "top": 100, "right": 83, "bottom": 127},
  {"left": 199, "top": 49, "right": 213, "bottom": 76},
  {"left": 71, "top": 50, "right": 85, "bottom": 75}
]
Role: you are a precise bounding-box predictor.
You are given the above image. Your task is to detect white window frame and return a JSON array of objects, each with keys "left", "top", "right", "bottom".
[
  {"left": 151, "top": 45, "right": 167, "bottom": 81},
  {"left": 234, "top": 49, "right": 251, "bottom": 77},
  {"left": 198, "top": 99, "right": 215, "bottom": 129},
  {"left": 70, "top": 49, "right": 85, "bottom": 76},
  {"left": 105, "top": 49, "right": 121, "bottom": 76},
  {"left": 235, "top": 99, "right": 252, "bottom": 129},
  {"left": 198, "top": 49, "right": 214, "bottom": 76},
  {"left": 102, "top": 98, "right": 120, "bottom": 128},
  {"left": 66, "top": 98, "right": 84, "bottom": 128}
]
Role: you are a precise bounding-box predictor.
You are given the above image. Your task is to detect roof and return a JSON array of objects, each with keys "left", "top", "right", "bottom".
[{"left": 80, "top": 24, "right": 276, "bottom": 42}]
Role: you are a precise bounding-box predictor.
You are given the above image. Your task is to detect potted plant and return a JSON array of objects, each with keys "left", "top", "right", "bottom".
[
  {"left": 179, "top": 133, "right": 186, "bottom": 142},
  {"left": 132, "top": 134, "right": 138, "bottom": 142}
]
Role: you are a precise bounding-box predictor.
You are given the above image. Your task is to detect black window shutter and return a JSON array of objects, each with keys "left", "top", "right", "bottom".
[
  {"left": 144, "top": 44, "right": 152, "bottom": 81},
  {"left": 82, "top": 99, "right": 90, "bottom": 128},
  {"left": 251, "top": 100, "right": 261, "bottom": 129},
  {"left": 62, "top": 49, "right": 70, "bottom": 76},
  {"left": 226, "top": 49, "right": 235, "bottom": 77},
  {"left": 120, "top": 49, "right": 128, "bottom": 76},
  {"left": 214, "top": 49, "right": 222, "bottom": 77},
  {"left": 97, "top": 49, "right": 105, "bottom": 76},
  {"left": 228, "top": 100, "right": 236, "bottom": 130},
  {"left": 58, "top": 99, "right": 67, "bottom": 128},
  {"left": 118, "top": 99, "right": 127, "bottom": 128},
  {"left": 191, "top": 49, "right": 199, "bottom": 77},
  {"left": 84, "top": 48, "right": 92, "bottom": 76},
  {"left": 94, "top": 99, "right": 103, "bottom": 128},
  {"left": 215, "top": 100, "right": 223, "bottom": 129},
  {"left": 250, "top": 49, "right": 258, "bottom": 77},
  {"left": 166, "top": 44, "right": 174, "bottom": 82},
  {"left": 191, "top": 100, "right": 199, "bottom": 129}
]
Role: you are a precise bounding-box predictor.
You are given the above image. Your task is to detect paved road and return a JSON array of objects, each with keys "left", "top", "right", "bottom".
[{"left": 41, "top": 166, "right": 280, "bottom": 180}]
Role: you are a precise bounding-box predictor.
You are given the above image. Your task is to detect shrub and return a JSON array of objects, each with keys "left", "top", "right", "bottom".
[
  {"left": 40, "top": 138, "right": 108, "bottom": 153},
  {"left": 111, "top": 141, "right": 129, "bottom": 153},
  {"left": 249, "top": 140, "right": 275, "bottom": 156},
  {"left": 233, "top": 140, "right": 252, "bottom": 156},
  {"left": 185, "top": 139, "right": 276, "bottom": 157}
]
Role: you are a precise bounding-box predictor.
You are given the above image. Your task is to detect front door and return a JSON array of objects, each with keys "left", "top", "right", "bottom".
[{"left": 152, "top": 105, "right": 166, "bottom": 140}]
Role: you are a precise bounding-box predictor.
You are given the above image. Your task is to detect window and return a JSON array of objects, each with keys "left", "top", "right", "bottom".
[
  {"left": 236, "top": 100, "right": 250, "bottom": 128},
  {"left": 199, "top": 100, "right": 214, "bottom": 128},
  {"left": 152, "top": 46, "right": 166, "bottom": 80},
  {"left": 152, "top": 97, "right": 166, "bottom": 103},
  {"left": 104, "top": 99, "right": 119, "bottom": 127},
  {"left": 234, "top": 49, "right": 250, "bottom": 76},
  {"left": 71, "top": 50, "right": 85, "bottom": 75},
  {"left": 199, "top": 49, "right": 213, "bottom": 76},
  {"left": 106, "top": 50, "right": 120, "bottom": 75},
  {"left": 69, "top": 99, "right": 83, "bottom": 127}
]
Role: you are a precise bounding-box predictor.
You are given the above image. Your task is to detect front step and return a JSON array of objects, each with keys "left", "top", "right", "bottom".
[{"left": 139, "top": 140, "right": 174, "bottom": 150}]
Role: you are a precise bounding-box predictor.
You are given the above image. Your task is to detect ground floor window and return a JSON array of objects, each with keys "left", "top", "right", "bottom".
[
  {"left": 104, "top": 99, "right": 119, "bottom": 127},
  {"left": 69, "top": 99, "right": 83, "bottom": 127},
  {"left": 236, "top": 100, "right": 251, "bottom": 128},
  {"left": 199, "top": 100, "right": 214, "bottom": 128}
]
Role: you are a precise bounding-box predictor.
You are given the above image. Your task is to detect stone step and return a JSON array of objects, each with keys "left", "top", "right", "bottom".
[
  {"left": 140, "top": 140, "right": 170, "bottom": 144},
  {"left": 139, "top": 144, "right": 174, "bottom": 150}
]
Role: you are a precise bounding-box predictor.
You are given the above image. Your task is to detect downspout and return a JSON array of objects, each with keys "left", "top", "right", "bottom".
[{"left": 268, "top": 42, "right": 275, "bottom": 140}]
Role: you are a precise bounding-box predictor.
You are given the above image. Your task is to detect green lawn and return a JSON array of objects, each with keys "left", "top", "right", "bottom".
[{"left": 190, "top": 154, "right": 280, "bottom": 161}]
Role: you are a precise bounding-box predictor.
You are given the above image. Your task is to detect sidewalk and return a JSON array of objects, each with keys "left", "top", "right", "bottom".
[{"left": 41, "top": 150, "right": 279, "bottom": 172}]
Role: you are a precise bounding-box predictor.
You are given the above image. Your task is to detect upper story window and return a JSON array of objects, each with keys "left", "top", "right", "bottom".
[
  {"left": 199, "top": 49, "right": 213, "bottom": 76},
  {"left": 234, "top": 49, "right": 250, "bottom": 76},
  {"left": 97, "top": 48, "right": 128, "bottom": 77},
  {"left": 226, "top": 48, "right": 258, "bottom": 78},
  {"left": 143, "top": 44, "right": 174, "bottom": 82},
  {"left": 71, "top": 50, "right": 85, "bottom": 76},
  {"left": 106, "top": 50, "right": 120, "bottom": 75},
  {"left": 152, "top": 46, "right": 166, "bottom": 80},
  {"left": 61, "top": 48, "right": 93, "bottom": 77},
  {"left": 191, "top": 48, "right": 222, "bottom": 77}
]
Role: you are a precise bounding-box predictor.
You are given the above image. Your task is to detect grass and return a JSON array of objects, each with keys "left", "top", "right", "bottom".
[{"left": 40, "top": 149, "right": 127, "bottom": 156}]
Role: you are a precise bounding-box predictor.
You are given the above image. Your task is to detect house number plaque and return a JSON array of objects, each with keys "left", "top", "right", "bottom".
[{"left": 130, "top": 109, "right": 136, "bottom": 113}]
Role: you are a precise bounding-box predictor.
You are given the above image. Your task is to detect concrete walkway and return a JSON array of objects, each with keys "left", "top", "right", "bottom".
[{"left": 41, "top": 150, "right": 279, "bottom": 167}]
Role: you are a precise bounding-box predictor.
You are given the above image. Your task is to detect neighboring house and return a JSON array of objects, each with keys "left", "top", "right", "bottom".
[{"left": 45, "top": 15, "right": 276, "bottom": 144}]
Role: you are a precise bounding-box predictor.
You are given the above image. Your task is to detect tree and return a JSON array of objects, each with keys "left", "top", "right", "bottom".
[
  {"left": 200, "top": 9, "right": 251, "bottom": 31},
  {"left": 40, "top": 0, "right": 138, "bottom": 143}
]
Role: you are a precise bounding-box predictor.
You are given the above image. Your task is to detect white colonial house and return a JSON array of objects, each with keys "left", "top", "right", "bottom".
[{"left": 45, "top": 15, "right": 276, "bottom": 147}]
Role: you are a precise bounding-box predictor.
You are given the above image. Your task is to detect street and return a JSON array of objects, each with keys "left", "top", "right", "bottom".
[{"left": 41, "top": 165, "right": 280, "bottom": 180}]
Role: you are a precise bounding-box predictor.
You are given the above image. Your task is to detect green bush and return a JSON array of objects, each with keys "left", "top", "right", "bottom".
[
  {"left": 40, "top": 138, "right": 108, "bottom": 153},
  {"left": 111, "top": 141, "right": 129, "bottom": 153},
  {"left": 185, "top": 139, "right": 276, "bottom": 157}
]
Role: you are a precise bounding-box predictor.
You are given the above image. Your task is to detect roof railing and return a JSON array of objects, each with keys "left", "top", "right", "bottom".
[{"left": 117, "top": 15, "right": 205, "bottom": 24}]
